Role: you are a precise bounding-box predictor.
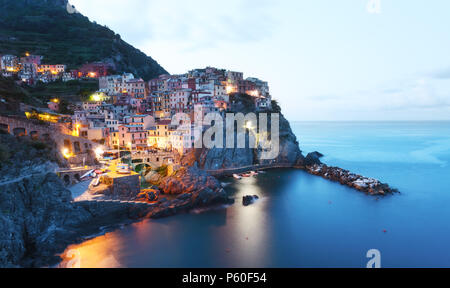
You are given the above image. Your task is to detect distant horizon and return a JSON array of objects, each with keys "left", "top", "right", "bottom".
[{"left": 70, "top": 0, "right": 450, "bottom": 121}]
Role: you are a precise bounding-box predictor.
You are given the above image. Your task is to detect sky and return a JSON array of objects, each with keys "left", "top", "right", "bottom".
[{"left": 69, "top": 0, "right": 450, "bottom": 121}]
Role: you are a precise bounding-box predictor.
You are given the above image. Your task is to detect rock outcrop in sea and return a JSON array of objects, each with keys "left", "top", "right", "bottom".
[
  {"left": 143, "top": 166, "right": 234, "bottom": 218},
  {"left": 183, "top": 95, "right": 397, "bottom": 196},
  {"left": 243, "top": 195, "right": 260, "bottom": 206},
  {"left": 306, "top": 164, "right": 398, "bottom": 196}
]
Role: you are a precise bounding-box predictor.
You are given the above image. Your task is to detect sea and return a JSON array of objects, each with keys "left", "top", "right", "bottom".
[{"left": 59, "top": 121, "right": 450, "bottom": 268}]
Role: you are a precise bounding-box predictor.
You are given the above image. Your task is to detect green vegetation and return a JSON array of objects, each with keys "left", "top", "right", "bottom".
[
  {"left": 0, "top": 133, "right": 56, "bottom": 170},
  {"left": 156, "top": 165, "right": 169, "bottom": 177},
  {"left": 27, "top": 79, "right": 98, "bottom": 103},
  {"left": 0, "top": 76, "right": 40, "bottom": 114},
  {"left": 271, "top": 100, "right": 282, "bottom": 113},
  {"left": 30, "top": 141, "right": 48, "bottom": 150},
  {"left": 0, "top": 76, "right": 98, "bottom": 115},
  {"left": 0, "top": 142, "right": 11, "bottom": 164},
  {"left": 135, "top": 163, "right": 150, "bottom": 174},
  {"left": 229, "top": 93, "right": 257, "bottom": 113},
  {"left": 0, "top": 0, "right": 167, "bottom": 80}
]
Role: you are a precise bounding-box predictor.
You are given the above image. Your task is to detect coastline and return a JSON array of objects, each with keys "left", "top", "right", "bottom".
[
  {"left": 0, "top": 98, "right": 398, "bottom": 268},
  {"left": 51, "top": 160, "right": 397, "bottom": 268}
]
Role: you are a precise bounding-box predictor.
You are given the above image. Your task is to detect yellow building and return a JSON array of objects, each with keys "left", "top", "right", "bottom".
[{"left": 147, "top": 120, "right": 171, "bottom": 149}]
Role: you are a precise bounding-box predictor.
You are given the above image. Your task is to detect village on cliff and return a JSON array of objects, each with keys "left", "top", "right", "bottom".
[{"left": 0, "top": 53, "right": 273, "bottom": 177}]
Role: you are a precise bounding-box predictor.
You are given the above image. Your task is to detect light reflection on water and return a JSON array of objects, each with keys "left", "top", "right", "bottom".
[
  {"left": 59, "top": 122, "right": 450, "bottom": 268},
  {"left": 59, "top": 234, "right": 125, "bottom": 268},
  {"left": 60, "top": 176, "right": 273, "bottom": 268}
]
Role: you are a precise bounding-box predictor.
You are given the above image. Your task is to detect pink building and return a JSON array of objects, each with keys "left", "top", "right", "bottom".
[
  {"left": 71, "top": 62, "right": 112, "bottom": 79},
  {"left": 125, "top": 78, "right": 147, "bottom": 99},
  {"left": 48, "top": 101, "right": 59, "bottom": 112},
  {"left": 38, "top": 64, "right": 66, "bottom": 74},
  {"left": 191, "top": 90, "right": 213, "bottom": 104},
  {"left": 118, "top": 124, "right": 148, "bottom": 150}
]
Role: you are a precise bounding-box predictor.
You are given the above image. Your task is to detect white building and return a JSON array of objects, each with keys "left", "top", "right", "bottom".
[
  {"left": 169, "top": 89, "right": 191, "bottom": 111},
  {"left": 99, "top": 73, "right": 135, "bottom": 95},
  {"left": 1, "top": 55, "right": 19, "bottom": 72}
]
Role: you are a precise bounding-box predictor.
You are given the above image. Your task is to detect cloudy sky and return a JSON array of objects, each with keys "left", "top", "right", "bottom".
[{"left": 70, "top": 0, "right": 450, "bottom": 121}]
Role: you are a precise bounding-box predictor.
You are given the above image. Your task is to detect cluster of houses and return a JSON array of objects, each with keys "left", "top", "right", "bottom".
[
  {"left": 17, "top": 63, "right": 272, "bottom": 164},
  {"left": 73, "top": 67, "right": 272, "bottom": 155},
  {"left": 0, "top": 53, "right": 112, "bottom": 84}
]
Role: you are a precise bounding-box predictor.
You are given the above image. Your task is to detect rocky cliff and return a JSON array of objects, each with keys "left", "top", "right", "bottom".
[
  {"left": 0, "top": 133, "right": 68, "bottom": 182},
  {"left": 0, "top": 167, "right": 236, "bottom": 267},
  {"left": 187, "top": 95, "right": 309, "bottom": 171},
  {"left": 0, "top": 173, "right": 92, "bottom": 267}
]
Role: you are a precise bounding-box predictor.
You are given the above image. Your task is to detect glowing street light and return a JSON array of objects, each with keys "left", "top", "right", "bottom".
[
  {"left": 62, "top": 148, "right": 72, "bottom": 159},
  {"left": 92, "top": 93, "right": 101, "bottom": 102},
  {"left": 94, "top": 147, "right": 104, "bottom": 159},
  {"left": 249, "top": 90, "right": 260, "bottom": 97},
  {"left": 226, "top": 85, "right": 236, "bottom": 94},
  {"left": 72, "top": 123, "right": 81, "bottom": 137}
]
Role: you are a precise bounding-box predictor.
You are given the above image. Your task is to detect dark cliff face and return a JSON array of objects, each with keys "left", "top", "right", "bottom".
[
  {"left": 194, "top": 113, "right": 305, "bottom": 170},
  {"left": 0, "top": 0, "right": 167, "bottom": 80},
  {"left": 0, "top": 173, "right": 92, "bottom": 267},
  {"left": 0, "top": 133, "right": 69, "bottom": 180},
  {"left": 187, "top": 95, "right": 306, "bottom": 171}
]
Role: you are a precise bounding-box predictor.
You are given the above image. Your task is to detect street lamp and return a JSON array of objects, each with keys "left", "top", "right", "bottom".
[
  {"left": 94, "top": 147, "right": 104, "bottom": 159},
  {"left": 62, "top": 148, "right": 72, "bottom": 159}
]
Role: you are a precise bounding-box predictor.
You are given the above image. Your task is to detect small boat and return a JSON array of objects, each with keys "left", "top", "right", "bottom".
[
  {"left": 233, "top": 174, "right": 242, "bottom": 180},
  {"left": 117, "top": 164, "right": 131, "bottom": 174},
  {"left": 92, "top": 177, "right": 100, "bottom": 187},
  {"left": 241, "top": 173, "right": 252, "bottom": 178},
  {"left": 80, "top": 169, "right": 94, "bottom": 180}
]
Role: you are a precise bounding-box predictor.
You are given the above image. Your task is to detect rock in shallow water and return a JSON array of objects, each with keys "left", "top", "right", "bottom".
[
  {"left": 305, "top": 152, "right": 324, "bottom": 166},
  {"left": 136, "top": 189, "right": 160, "bottom": 202},
  {"left": 243, "top": 195, "right": 260, "bottom": 206}
]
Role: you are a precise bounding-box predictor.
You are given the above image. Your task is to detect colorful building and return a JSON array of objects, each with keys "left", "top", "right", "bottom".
[
  {"left": 71, "top": 62, "right": 112, "bottom": 79},
  {"left": 38, "top": 64, "right": 66, "bottom": 74}
]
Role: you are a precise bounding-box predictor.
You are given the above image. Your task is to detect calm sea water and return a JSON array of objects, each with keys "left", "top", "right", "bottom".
[{"left": 60, "top": 122, "right": 450, "bottom": 268}]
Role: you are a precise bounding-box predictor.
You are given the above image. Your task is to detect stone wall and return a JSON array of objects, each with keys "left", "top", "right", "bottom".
[{"left": 101, "top": 174, "right": 141, "bottom": 200}]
